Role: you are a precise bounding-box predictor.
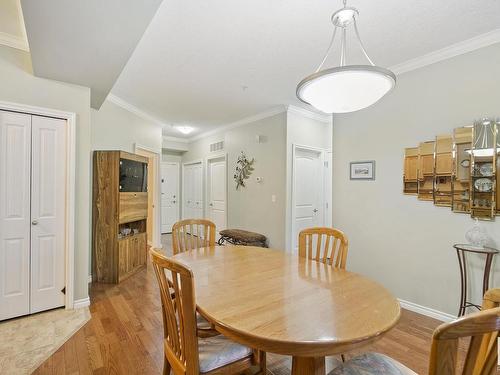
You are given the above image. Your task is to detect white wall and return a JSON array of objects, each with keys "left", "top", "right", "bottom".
[
  {"left": 332, "top": 43, "right": 500, "bottom": 316},
  {"left": 285, "top": 108, "right": 332, "bottom": 250},
  {"left": 91, "top": 100, "right": 162, "bottom": 153},
  {"left": 0, "top": 46, "right": 91, "bottom": 301},
  {"left": 182, "top": 113, "right": 287, "bottom": 248}
]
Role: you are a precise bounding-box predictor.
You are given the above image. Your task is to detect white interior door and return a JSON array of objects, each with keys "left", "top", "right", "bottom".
[
  {"left": 183, "top": 162, "right": 203, "bottom": 220},
  {"left": 183, "top": 165, "right": 193, "bottom": 219},
  {"left": 207, "top": 157, "right": 226, "bottom": 231},
  {"left": 30, "top": 115, "right": 66, "bottom": 313},
  {"left": 324, "top": 151, "right": 333, "bottom": 227},
  {"left": 292, "top": 147, "right": 324, "bottom": 252},
  {"left": 0, "top": 111, "right": 31, "bottom": 320},
  {"left": 193, "top": 164, "right": 203, "bottom": 218},
  {"left": 161, "top": 162, "right": 179, "bottom": 233}
]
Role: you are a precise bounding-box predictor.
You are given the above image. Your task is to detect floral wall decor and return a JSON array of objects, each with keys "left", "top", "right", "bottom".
[{"left": 234, "top": 151, "right": 255, "bottom": 190}]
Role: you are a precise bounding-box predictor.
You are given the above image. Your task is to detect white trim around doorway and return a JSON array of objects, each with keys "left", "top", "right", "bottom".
[
  {"left": 0, "top": 100, "right": 77, "bottom": 309},
  {"left": 134, "top": 144, "right": 162, "bottom": 249}
]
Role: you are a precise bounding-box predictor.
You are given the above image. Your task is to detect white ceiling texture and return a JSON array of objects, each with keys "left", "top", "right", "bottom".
[{"left": 17, "top": 0, "right": 500, "bottom": 138}]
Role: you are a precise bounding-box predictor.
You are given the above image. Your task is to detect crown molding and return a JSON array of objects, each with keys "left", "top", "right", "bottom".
[
  {"left": 286, "top": 105, "right": 332, "bottom": 124},
  {"left": 188, "top": 105, "right": 287, "bottom": 142},
  {"left": 390, "top": 28, "right": 500, "bottom": 75},
  {"left": 163, "top": 135, "right": 189, "bottom": 143},
  {"left": 0, "top": 31, "right": 29, "bottom": 52},
  {"left": 106, "top": 94, "right": 166, "bottom": 126}
]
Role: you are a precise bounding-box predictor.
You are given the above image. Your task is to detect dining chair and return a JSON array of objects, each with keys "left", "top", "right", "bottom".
[
  {"left": 327, "top": 288, "right": 500, "bottom": 375},
  {"left": 298, "top": 227, "right": 349, "bottom": 269},
  {"left": 151, "top": 249, "right": 266, "bottom": 375},
  {"left": 172, "top": 219, "right": 216, "bottom": 255}
]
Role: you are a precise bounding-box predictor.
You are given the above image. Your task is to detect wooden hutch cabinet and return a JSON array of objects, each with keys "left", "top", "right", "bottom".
[{"left": 92, "top": 151, "right": 148, "bottom": 283}]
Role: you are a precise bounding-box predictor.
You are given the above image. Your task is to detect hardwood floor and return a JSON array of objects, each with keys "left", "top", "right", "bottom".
[{"left": 33, "top": 241, "right": 463, "bottom": 374}]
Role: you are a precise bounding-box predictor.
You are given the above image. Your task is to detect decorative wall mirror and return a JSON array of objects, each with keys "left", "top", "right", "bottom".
[
  {"left": 451, "top": 126, "right": 472, "bottom": 213},
  {"left": 403, "top": 117, "right": 499, "bottom": 221},
  {"left": 418, "top": 141, "right": 435, "bottom": 201},
  {"left": 403, "top": 147, "right": 418, "bottom": 194},
  {"left": 470, "top": 119, "right": 497, "bottom": 220},
  {"left": 433, "top": 135, "right": 453, "bottom": 206}
]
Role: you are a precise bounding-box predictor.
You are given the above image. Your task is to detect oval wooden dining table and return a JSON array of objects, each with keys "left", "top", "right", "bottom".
[{"left": 172, "top": 245, "right": 401, "bottom": 375}]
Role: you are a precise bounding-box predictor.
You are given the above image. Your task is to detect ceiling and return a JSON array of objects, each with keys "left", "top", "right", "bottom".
[
  {"left": 20, "top": 0, "right": 163, "bottom": 108},
  {"left": 109, "top": 0, "right": 500, "bottom": 138}
]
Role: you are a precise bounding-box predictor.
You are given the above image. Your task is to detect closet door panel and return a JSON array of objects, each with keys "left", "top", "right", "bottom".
[
  {"left": 0, "top": 111, "right": 31, "bottom": 320},
  {"left": 30, "top": 116, "right": 66, "bottom": 313}
]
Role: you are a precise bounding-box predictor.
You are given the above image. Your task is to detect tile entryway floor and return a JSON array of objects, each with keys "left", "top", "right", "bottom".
[{"left": 0, "top": 306, "right": 90, "bottom": 374}]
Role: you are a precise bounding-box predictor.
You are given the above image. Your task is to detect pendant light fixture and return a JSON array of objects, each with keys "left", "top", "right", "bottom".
[{"left": 296, "top": 0, "right": 396, "bottom": 114}]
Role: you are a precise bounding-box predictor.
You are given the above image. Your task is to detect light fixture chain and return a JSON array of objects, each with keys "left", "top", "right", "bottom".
[
  {"left": 340, "top": 27, "right": 347, "bottom": 66},
  {"left": 353, "top": 18, "right": 375, "bottom": 66},
  {"left": 315, "top": 27, "right": 337, "bottom": 73}
]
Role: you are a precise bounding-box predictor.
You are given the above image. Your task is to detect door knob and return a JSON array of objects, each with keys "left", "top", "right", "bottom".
[
  {"left": 32, "top": 219, "right": 38, "bottom": 225},
  {"left": 313, "top": 209, "right": 318, "bottom": 213},
  {"left": 209, "top": 203, "right": 213, "bottom": 207},
  {"left": 172, "top": 200, "right": 176, "bottom": 204}
]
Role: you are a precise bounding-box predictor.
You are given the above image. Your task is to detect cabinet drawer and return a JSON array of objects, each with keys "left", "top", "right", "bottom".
[{"left": 119, "top": 192, "right": 148, "bottom": 223}]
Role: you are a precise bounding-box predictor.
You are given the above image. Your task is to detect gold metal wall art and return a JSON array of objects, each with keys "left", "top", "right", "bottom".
[{"left": 403, "top": 118, "right": 499, "bottom": 220}]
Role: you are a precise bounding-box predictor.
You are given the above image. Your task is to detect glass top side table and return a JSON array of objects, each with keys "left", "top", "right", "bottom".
[{"left": 453, "top": 244, "right": 499, "bottom": 317}]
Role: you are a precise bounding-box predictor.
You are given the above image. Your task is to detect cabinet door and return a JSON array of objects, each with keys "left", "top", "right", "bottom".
[
  {"left": 119, "top": 239, "right": 130, "bottom": 278},
  {"left": 0, "top": 111, "right": 31, "bottom": 320},
  {"left": 137, "top": 233, "right": 147, "bottom": 266}
]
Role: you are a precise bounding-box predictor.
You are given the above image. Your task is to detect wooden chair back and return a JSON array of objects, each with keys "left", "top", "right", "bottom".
[
  {"left": 298, "top": 227, "right": 349, "bottom": 269},
  {"left": 429, "top": 289, "right": 500, "bottom": 375},
  {"left": 151, "top": 249, "right": 200, "bottom": 374},
  {"left": 472, "top": 288, "right": 500, "bottom": 375},
  {"left": 172, "top": 219, "right": 216, "bottom": 255}
]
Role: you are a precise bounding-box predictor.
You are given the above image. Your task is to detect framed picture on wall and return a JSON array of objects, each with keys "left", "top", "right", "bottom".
[{"left": 350, "top": 161, "right": 375, "bottom": 180}]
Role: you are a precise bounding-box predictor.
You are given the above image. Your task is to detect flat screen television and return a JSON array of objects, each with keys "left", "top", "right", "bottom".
[{"left": 119, "top": 158, "right": 147, "bottom": 192}]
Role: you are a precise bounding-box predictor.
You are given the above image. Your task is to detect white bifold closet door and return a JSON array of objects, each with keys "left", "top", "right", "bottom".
[
  {"left": 0, "top": 111, "right": 66, "bottom": 321},
  {"left": 183, "top": 163, "right": 203, "bottom": 220}
]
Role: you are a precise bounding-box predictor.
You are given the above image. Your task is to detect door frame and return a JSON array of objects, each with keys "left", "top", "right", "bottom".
[
  {"left": 160, "top": 161, "right": 180, "bottom": 233},
  {"left": 205, "top": 152, "right": 228, "bottom": 230},
  {"left": 134, "top": 144, "right": 162, "bottom": 249},
  {"left": 182, "top": 159, "right": 204, "bottom": 219},
  {"left": 290, "top": 144, "right": 327, "bottom": 253},
  {"left": 0, "top": 100, "right": 76, "bottom": 309}
]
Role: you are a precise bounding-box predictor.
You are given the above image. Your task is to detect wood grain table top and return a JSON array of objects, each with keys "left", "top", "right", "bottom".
[{"left": 173, "top": 245, "right": 401, "bottom": 356}]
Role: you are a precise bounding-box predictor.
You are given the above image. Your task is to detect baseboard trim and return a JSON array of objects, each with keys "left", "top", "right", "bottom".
[
  {"left": 73, "top": 297, "right": 90, "bottom": 309},
  {"left": 398, "top": 298, "right": 456, "bottom": 322}
]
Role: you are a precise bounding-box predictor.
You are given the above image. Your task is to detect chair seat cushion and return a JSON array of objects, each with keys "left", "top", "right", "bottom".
[
  {"left": 219, "top": 229, "right": 267, "bottom": 243},
  {"left": 328, "top": 353, "right": 417, "bottom": 375},
  {"left": 196, "top": 312, "right": 213, "bottom": 330},
  {"left": 198, "top": 335, "right": 252, "bottom": 373}
]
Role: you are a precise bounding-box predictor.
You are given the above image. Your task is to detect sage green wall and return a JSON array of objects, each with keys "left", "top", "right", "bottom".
[
  {"left": 332, "top": 43, "right": 500, "bottom": 316},
  {"left": 0, "top": 46, "right": 91, "bottom": 301},
  {"left": 182, "top": 113, "right": 287, "bottom": 249}
]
